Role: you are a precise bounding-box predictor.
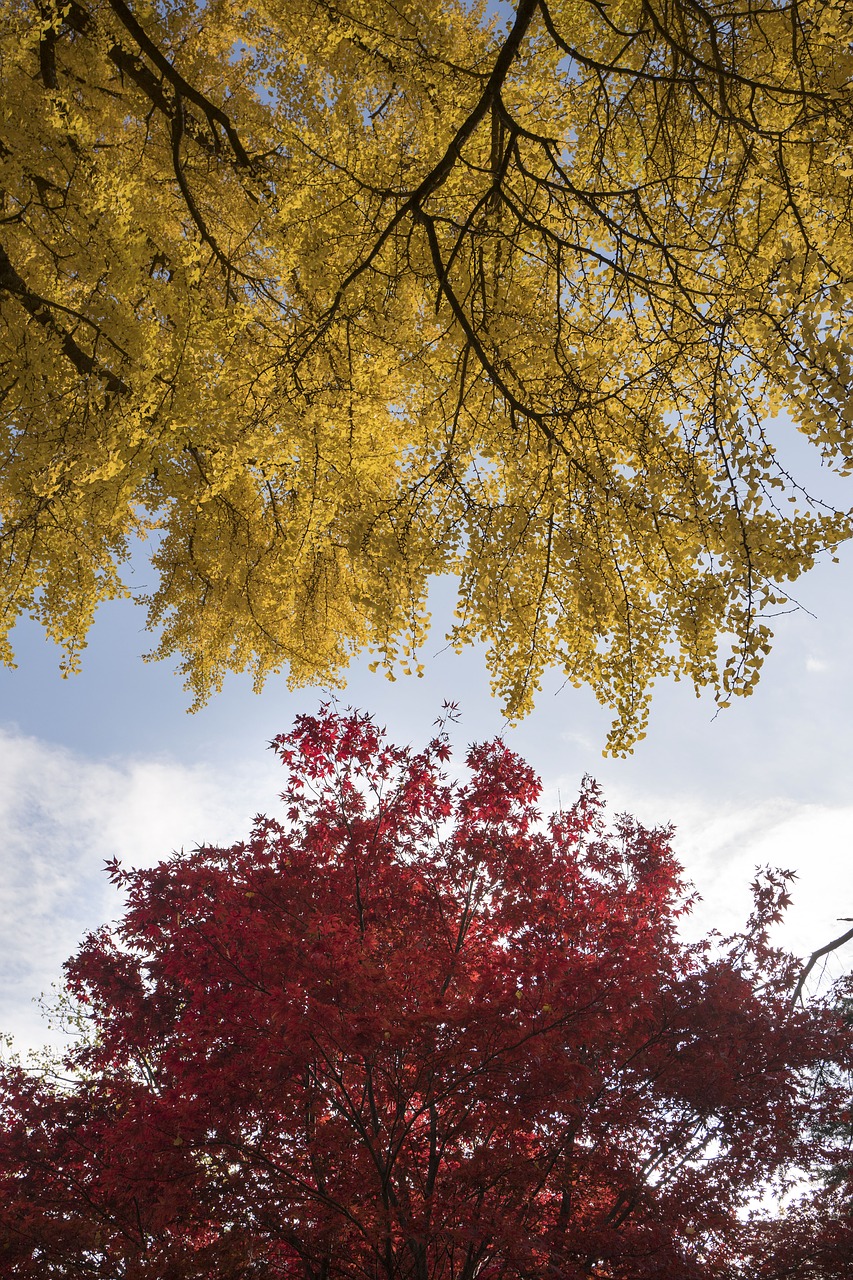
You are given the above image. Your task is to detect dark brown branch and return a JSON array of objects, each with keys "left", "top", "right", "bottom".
[
  {"left": 105, "top": 0, "right": 252, "bottom": 166},
  {"left": 38, "top": 28, "right": 58, "bottom": 89},
  {"left": 0, "top": 242, "right": 128, "bottom": 395},
  {"left": 58, "top": 0, "right": 249, "bottom": 164},
  {"left": 302, "top": 0, "right": 541, "bottom": 349},
  {"left": 170, "top": 98, "right": 228, "bottom": 269},
  {"left": 792, "top": 921, "right": 853, "bottom": 1006},
  {"left": 415, "top": 208, "right": 575, "bottom": 465}
]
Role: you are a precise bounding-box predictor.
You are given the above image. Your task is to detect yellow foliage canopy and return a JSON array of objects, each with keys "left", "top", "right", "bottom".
[{"left": 1, "top": 0, "right": 852, "bottom": 749}]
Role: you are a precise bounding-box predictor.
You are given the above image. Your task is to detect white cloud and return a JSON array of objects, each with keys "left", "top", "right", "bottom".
[
  {"left": 664, "top": 797, "right": 853, "bottom": 963},
  {"left": 0, "top": 729, "right": 282, "bottom": 1056}
]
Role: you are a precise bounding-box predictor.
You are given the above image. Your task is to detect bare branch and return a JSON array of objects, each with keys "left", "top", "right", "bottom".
[{"left": 792, "top": 922, "right": 853, "bottom": 1006}]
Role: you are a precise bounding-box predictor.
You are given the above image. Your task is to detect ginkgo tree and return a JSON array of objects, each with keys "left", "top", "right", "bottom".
[
  {"left": 1, "top": 705, "right": 852, "bottom": 1278},
  {"left": 2, "top": 0, "right": 853, "bottom": 748}
]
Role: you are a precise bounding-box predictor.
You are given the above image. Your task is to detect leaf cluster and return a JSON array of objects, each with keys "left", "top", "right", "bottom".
[
  {"left": 0, "top": 707, "right": 849, "bottom": 1277},
  {"left": 2, "top": 0, "right": 853, "bottom": 745}
]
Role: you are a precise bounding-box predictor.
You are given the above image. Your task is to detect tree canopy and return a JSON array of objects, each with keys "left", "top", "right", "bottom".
[
  {"left": 2, "top": 0, "right": 853, "bottom": 748},
  {"left": 1, "top": 706, "right": 852, "bottom": 1277}
]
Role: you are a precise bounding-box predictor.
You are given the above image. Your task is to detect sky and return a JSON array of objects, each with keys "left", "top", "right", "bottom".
[{"left": 1, "top": 433, "right": 852, "bottom": 1057}]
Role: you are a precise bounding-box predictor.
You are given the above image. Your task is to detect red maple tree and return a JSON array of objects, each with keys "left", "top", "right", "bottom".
[{"left": 1, "top": 707, "right": 851, "bottom": 1278}]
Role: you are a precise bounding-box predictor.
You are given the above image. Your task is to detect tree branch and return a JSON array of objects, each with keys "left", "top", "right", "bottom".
[
  {"left": 0, "top": 242, "right": 128, "bottom": 395},
  {"left": 792, "top": 921, "right": 853, "bottom": 1006},
  {"left": 105, "top": 0, "right": 252, "bottom": 166}
]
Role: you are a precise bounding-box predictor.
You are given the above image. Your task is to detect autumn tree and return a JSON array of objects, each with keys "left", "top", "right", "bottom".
[
  {"left": 1, "top": 705, "right": 850, "bottom": 1277},
  {"left": 2, "top": 0, "right": 853, "bottom": 747}
]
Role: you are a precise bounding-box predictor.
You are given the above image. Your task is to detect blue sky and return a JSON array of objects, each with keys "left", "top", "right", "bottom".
[{"left": 2, "top": 435, "right": 852, "bottom": 1056}]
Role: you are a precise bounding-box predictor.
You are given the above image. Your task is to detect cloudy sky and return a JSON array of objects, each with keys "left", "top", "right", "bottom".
[{"left": 1, "top": 432, "right": 852, "bottom": 1057}]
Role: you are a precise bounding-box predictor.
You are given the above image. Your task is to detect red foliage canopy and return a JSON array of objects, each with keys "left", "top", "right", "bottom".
[{"left": 1, "top": 707, "right": 851, "bottom": 1278}]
